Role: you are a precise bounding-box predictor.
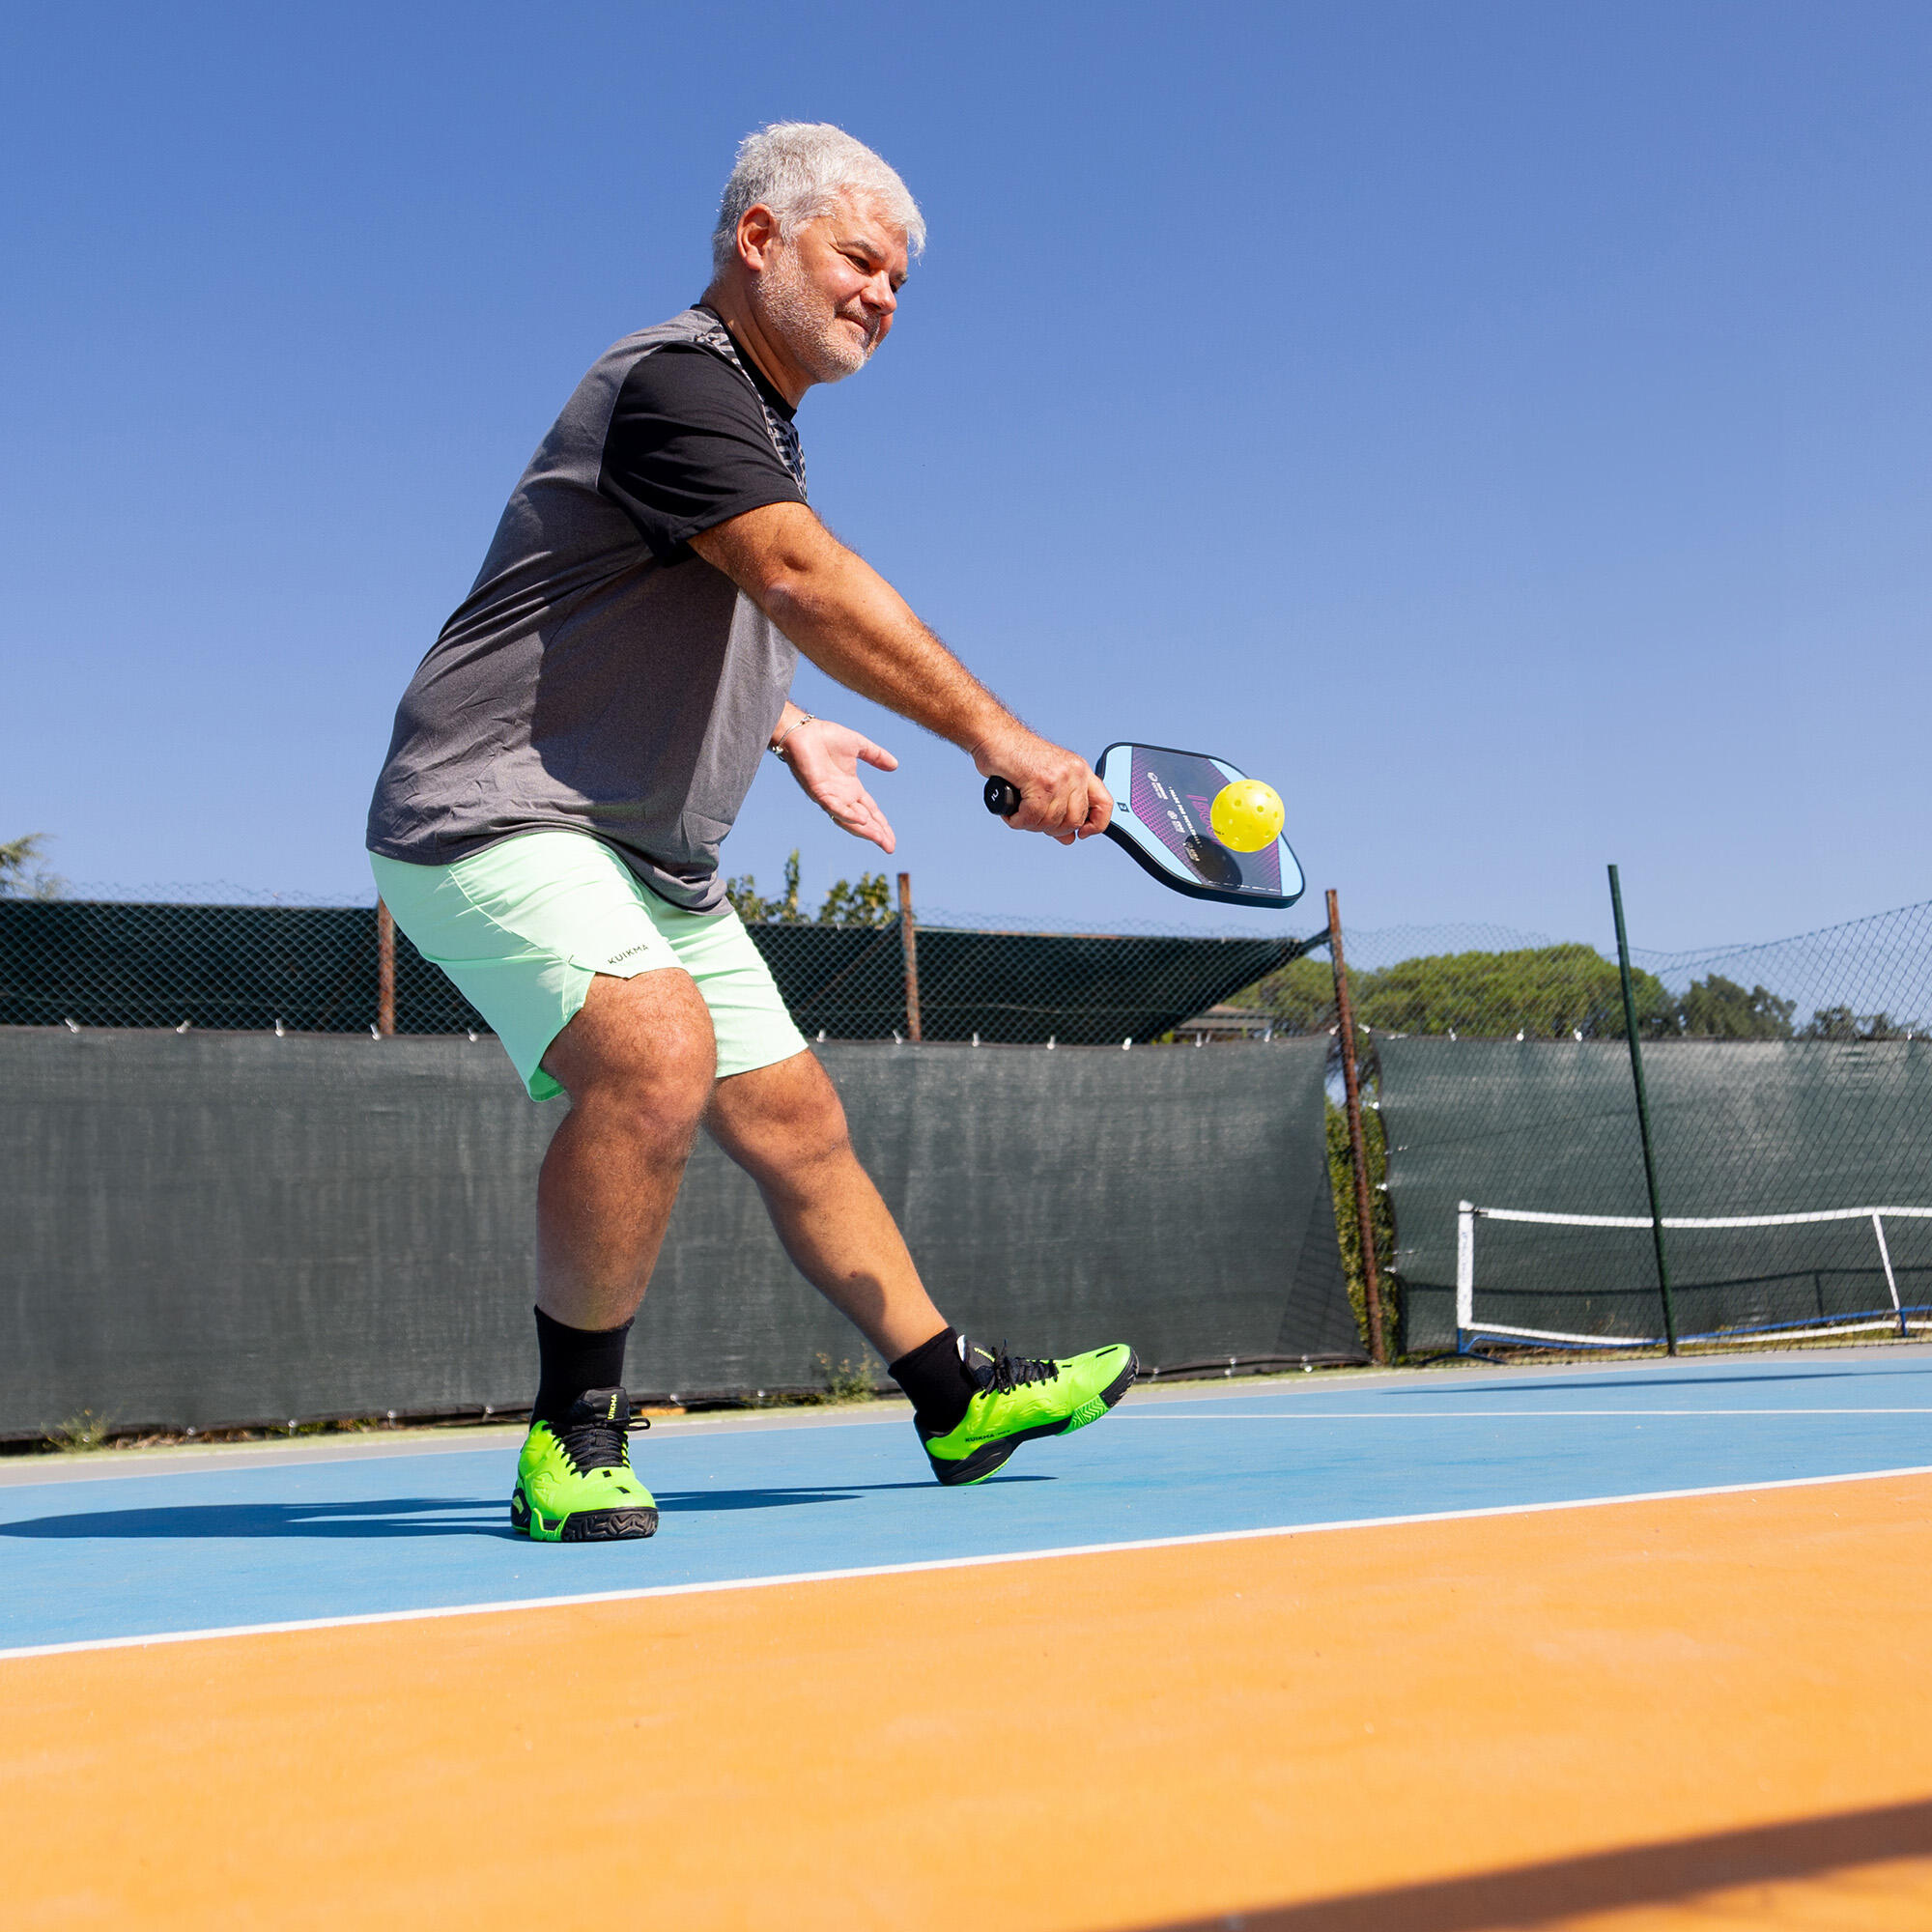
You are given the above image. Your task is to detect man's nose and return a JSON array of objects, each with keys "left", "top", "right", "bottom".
[{"left": 863, "top": 271, "right": 897, "bottom": 317}]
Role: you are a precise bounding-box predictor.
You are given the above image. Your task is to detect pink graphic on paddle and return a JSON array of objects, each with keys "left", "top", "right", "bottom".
[{"left": 1128, "top": 748, "right": 1281, "bottom": 895}]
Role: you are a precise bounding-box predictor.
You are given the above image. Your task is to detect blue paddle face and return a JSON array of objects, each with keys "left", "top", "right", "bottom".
[{"left": 1094, "top": 743, "right": 1305, "bottom": 909}]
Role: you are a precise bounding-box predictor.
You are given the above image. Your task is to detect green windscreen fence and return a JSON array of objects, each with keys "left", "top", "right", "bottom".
[
  {"left": 1380, "top": 1037, "right": 1932, "bottom": 1350},
  {"left": 1362, "top": 899, "right": 1932, "bottom": 1352},
  {"left": 0, "top": 899, "right": 1309, "bottom": 1045},
  {"left": 0, "top": 1031, "right": 1359, "bottom": 1436}
]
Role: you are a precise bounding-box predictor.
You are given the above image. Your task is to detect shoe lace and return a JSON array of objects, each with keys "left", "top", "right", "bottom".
[
  {"left": 556, "top": 1412, "right": 647, "bottom": 1477},
  {"left": 982, "top": 1343, "right": 1058, "bottom": 1395}
]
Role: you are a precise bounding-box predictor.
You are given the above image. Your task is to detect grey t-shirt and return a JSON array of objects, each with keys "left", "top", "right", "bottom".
[{"left": 365, "top": 306, "right": 809, "bottom": 912}]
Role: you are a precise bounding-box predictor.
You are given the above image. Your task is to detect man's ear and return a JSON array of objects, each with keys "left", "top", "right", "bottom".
[{"left": 736, "top": 203, "right": 782, "bottom": 272}]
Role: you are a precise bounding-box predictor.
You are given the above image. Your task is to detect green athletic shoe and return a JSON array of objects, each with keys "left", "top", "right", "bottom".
[
  {"left": 918, "top": 1339, "right": 1138, "bottom": 1487},
  {"left": 510, "top": 1386, "right": 659, "bottom": 1542}
]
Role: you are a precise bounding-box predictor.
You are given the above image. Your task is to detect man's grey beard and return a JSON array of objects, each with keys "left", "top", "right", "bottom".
[{"left": 755, "top": 242, "right": 875, "bottom": 385}]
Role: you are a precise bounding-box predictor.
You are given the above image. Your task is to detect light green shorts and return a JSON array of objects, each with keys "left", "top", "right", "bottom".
[{"left": 369, "top": 831, "right": 808, "bottom": 1101}]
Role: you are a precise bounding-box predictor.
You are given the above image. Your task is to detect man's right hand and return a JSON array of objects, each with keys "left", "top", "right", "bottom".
[{"left": 973, "top": 729, "right": 1113, "bottom": 846}]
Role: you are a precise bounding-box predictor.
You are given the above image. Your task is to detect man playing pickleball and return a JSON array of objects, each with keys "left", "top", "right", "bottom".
[{"left": 366, "top": 124, "right": 1136, "bottom": 1542}]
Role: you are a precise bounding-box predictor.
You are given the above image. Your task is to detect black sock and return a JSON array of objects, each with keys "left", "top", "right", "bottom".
[
  {"left": 889, "top": 1326, "right": 979, "bottom": 1433},
  {"left": 531, "top": 1306, "right": 633, "bottom": 1427}
]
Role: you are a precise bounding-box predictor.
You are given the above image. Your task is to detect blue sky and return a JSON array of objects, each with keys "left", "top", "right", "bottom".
[{"left": 4, "top": 2, "right": 1926, "bottom": 952}]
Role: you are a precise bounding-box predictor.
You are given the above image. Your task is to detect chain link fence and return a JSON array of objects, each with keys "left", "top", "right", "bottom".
[
  {"left": 10, "top": 880, "right": 1931, "bottom": 1363},
  {"left": 0, "top": 888, "right": 1325, "bottom": 1047},
  {"left": 0, "top": 893, "right": 477, "bottom": 1036},
  {"left": 1276, "top": 901, "right": 1932, "bottom": 1355}
]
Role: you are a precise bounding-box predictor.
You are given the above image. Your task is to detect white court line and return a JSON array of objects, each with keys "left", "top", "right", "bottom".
[
  {"left": 5, "top": 1462, "right": 1929, "bottom": 1666},
  {"left": 1118, "top": 1407, "right": 1932, "bottom": 1419}
]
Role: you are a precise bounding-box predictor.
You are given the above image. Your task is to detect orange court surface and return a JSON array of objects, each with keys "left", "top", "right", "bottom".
[{"left": 6, "top": 1350, "right": 1931, "bottom": 1929}]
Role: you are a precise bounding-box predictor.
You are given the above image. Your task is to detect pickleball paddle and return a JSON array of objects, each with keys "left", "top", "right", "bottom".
[{"left": 984, "top": 742, "right": 1306, "bottom": 909}]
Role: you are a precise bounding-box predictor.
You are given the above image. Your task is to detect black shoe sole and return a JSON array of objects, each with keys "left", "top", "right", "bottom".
[
  {"left": 558, "top": 1507, "right": 658, "bottom": 1542},
  {"left": 926, "top": 1350, "right": 1140, "bottom": 1488},
  {"left": 510, "top": 1488, "right": 658, "bottom": 1541}
]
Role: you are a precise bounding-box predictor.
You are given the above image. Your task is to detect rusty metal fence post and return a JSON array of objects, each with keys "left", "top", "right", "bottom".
[
  {"left": 896, "top": 872, "right": 922, "bottom": 1042},
  {"left": 376, "top": 900, "right": 396, "bottom": 1037},
  {"left": 1327, "top": 888, "right": 1386, "bottom": 1363}
]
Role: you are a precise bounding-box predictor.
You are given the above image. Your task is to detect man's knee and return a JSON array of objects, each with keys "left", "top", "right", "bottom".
[
  {"left": 714, "top": 1049, "right": 855, "bottom": 1176},
  {"left": 544, "top": 970, "right": 717, "bottom": 1127}
]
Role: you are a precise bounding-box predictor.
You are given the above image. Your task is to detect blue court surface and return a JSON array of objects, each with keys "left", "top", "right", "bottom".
[{"left": 6, "top": 1348, "right": 1931, "bottom": 1656}]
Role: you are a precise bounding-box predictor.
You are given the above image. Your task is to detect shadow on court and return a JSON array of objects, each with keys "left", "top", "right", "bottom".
[
  {"left": 0, "top": 1477, "right": 1049, "bottom": 1540},
  {"left": 1147, "top": 1797, "right": 1932, "bottom": 1929},
  {"left": 0, "top": 1498, "right": 516, "bottom": 1541}
]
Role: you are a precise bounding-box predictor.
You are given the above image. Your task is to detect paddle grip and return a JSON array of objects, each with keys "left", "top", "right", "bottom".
[{"left": 983, "top": 777, "right": 1021, "bottom": 817}]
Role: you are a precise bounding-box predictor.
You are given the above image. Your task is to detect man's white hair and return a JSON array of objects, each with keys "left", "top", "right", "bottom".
[{"left": 711, "top": 122, "right": 925, "bottom": 273}]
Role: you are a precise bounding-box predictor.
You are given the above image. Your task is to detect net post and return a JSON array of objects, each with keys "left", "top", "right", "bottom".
[
  {"left": 897, "top": 872, "right": 922, "bottom": 1044},
  {"left": 1327, "top": 889, "right": 1386, "bottom": 1364},
  {"left": 1456, "top": 1202, "right": 1475, "bottom": 1352},
  {"left": 1607, "top": 864, "right": 1678, "bottom": 1354},
  {"left": 1873, "top": 1212, "right": 1907, "bottom": 1338},
  {"left": 376, "top": 899, "right": 396, "bottom": 1038}
]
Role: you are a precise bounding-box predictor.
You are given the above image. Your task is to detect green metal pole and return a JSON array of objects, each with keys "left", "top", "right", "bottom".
[{"left": 1608, "top": 865, "right": 1679, "bottom": 1355}]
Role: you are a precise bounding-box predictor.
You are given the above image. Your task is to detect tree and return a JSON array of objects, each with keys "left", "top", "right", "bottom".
[
  {"left": 725, "top": 849, "right": 894, "bottom": 928},
  {"left": 0, "top": 834, "right": 64, "bottom": 900},
  {"left": 1228, "top": 942, "right": 1677, "bottom": 1038},
  {"left": 1326, "top": 1100, "right": 1397, "bottom": 1358},
  {"left": 1675, "top": 975, "right": 1796, "bottom": 1039},
  {"left": 724, "top": 849, "right": 804, "bottom": 923},
  {"left": 1229, "top": 953, "right": 1335, "bottom": 1033},
  {"left": 814, "top": 870, "right": 893, "bottom": 927},
  {"left": 1231, "top": 944, "right": 1835, "bottom": 1045},
  {"left": 1351, "top": 944, "right": 1674, "bottom": 1039},
  {"left": 1801, "top": 1006, "right": 1906, "bottom": 1042}
]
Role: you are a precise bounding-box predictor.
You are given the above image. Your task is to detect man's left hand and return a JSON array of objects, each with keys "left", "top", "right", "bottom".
[{"left": 780, "top": 717, "right": 899, "bottom": 853}]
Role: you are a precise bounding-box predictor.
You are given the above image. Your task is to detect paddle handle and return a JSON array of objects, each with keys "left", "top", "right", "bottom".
[{"left": 983, "top": 777, "right": 1021, "bottom": 816}]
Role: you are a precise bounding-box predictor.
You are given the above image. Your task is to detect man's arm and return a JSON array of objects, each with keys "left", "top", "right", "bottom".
[{"left": 691, "top": 501, "right": 1110, "bottom": 842}]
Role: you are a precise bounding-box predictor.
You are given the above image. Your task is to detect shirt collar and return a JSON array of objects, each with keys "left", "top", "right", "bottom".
[{"left": 696, "top": 303, "right": 798, "bottom": 423}]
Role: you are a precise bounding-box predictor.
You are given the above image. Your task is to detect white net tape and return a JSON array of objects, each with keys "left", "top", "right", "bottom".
[{"left": 1454, "top": 1203, "right": 1932, "bottom": 1350}]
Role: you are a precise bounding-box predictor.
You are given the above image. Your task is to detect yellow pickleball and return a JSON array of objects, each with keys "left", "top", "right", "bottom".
[{"left": 1209, "top": 778, "right": 1285, "bottom": 853}]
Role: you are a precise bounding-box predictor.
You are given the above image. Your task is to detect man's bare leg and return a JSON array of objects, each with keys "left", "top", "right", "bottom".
[
  {"left": 703, "top": 1047, "right": 947, "bottom": 1360},
  {"left": 510, "top": 970, "right": 713, "bottom": 1540},
  {"left": 706, "top": 1046, "right": 1137, "bottom": 1484},
  {"left": 536, "top": 969, "right": 717, "bottom": 1329}
]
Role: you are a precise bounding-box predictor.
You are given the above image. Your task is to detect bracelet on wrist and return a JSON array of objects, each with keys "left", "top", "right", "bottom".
[{"left": 769, "top": 713, "right": 816, "bottom": 761}]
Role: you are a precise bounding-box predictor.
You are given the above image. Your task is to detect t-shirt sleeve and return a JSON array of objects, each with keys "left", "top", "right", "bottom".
[{"left": 599, "top": 345, "right": 807, "bottom": 562}]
